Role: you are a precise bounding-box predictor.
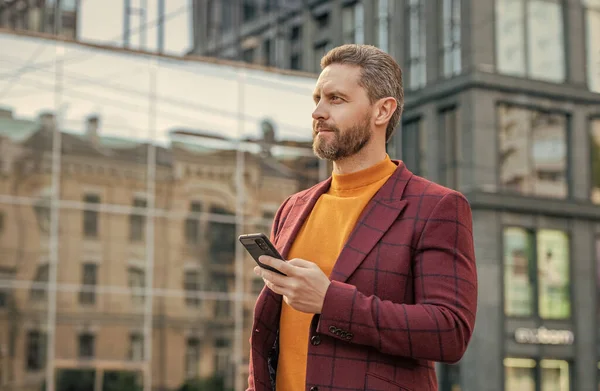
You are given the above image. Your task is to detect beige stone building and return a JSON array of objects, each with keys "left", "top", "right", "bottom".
[{"left": 0, "top": 106, "right": 322, "bottom": 390}]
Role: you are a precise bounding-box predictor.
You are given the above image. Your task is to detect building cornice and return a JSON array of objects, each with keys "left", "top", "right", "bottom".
[{"left": 465, "top": 190, "right": 600, "bottom": 221}]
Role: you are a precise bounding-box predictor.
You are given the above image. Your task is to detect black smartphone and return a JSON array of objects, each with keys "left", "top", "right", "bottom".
[{"left": 238, "top": 233, "right": 287, "bottom": 276}]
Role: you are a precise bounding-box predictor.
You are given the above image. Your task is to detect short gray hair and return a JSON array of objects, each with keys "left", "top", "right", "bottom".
[{"left": 321, "top": 44, "right": 404, "bottom": 142}]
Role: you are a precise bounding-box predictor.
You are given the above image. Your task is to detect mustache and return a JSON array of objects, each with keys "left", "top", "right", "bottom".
[{"left": 313, "top": 121, "right": 338, "bottom": 133}]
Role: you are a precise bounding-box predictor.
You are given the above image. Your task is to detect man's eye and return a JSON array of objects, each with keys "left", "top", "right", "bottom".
[{"left": 331, "top": 96, "right": 341, "bottom": 101}]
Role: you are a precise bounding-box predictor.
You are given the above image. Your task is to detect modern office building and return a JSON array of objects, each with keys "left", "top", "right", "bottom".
[
  {"left": 0, "top": 0, "right": 79, "bottom": 39},
  {"left": 189, "top": 0, "right": 600, "bottom": 390}
]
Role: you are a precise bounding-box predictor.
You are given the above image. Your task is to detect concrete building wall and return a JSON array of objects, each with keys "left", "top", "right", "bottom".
[{"left": 190, "top": 0, "right": 600, "bottom": 391}]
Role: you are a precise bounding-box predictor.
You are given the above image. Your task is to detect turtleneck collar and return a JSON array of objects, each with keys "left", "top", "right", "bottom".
[{"left": 328, "top": 155, "right": 397, "bottom": 194}]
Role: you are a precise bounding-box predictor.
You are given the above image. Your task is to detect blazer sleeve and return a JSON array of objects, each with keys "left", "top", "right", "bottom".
[
  {"left": 316, "top": 191, "right": 478, "bottom": 363},
  {"left": 246, "top": 195, "right": 293, "bottom": 390}
]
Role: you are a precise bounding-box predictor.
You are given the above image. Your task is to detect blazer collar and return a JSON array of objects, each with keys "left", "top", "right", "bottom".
[{"left": 276, "top": 160, "right": 412, "bottom": 282}]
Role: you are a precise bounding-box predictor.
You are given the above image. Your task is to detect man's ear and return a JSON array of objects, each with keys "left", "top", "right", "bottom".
[{"left": 374, "top": 97, "right": 397, "bottom": 127}]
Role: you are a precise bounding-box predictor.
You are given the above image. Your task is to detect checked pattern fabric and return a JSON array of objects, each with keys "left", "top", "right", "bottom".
[{"left": 247, "top": 160, "right": 478, "bottom": 391}]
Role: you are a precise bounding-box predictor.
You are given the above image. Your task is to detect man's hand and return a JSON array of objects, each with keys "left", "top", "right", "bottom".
[{"left": 254, "top": 256, "right": 331, "bottom": 314}]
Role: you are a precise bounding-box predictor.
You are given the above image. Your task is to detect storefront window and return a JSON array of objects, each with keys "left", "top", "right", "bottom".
[
  {"left": 503, "top": 228, "right": 534, "bottom": 316},
  {"left": 540, "top": 360, "right": 570, "bottom": 391},
  {"left": 537, "top": 230, "right": 570, "bottom": 319},
  {"left": 505, "top": 358, "right": 535, "bottom": 391},
  {"left": 503, "top": 228, "right": 570, "bottom": 319},
  {"left": 504, "top": 358, "right": 570, "bottom": 391}
]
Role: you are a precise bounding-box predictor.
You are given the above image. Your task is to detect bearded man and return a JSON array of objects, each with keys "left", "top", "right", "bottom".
[{"left": 246, "top": 44, "right": 478, "bottom": 391}]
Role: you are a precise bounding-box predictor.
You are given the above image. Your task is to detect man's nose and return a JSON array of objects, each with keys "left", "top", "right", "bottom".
[{"left": 312, "top": 103, "right": 328, "bottom": 121}]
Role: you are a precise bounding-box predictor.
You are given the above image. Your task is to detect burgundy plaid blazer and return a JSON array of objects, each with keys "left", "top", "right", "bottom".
[{"left": 247, "top": 160, "right": 477, "bottom": 391}]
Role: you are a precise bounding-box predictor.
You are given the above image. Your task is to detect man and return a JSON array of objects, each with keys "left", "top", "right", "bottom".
[{"left": 247, "top": 44, "right": 478, "bottom": 391}]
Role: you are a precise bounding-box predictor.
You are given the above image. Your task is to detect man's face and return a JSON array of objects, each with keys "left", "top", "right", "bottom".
[{"left": 311, "top": 64, "right": 373, "bottom": 161}]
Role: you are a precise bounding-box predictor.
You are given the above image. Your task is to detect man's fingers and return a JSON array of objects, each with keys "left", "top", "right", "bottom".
[
  {"left": 254, "top": 265, "right": 287, "bottom": 286},
  {"left": 263, "top": 278, "right": 287, "bottom": 296},
  {"left": 287, "top": 258, "right": 315, "bottom": 268},
  {"left": 259, "top": 255, "right": 293, "bottom": 275}
]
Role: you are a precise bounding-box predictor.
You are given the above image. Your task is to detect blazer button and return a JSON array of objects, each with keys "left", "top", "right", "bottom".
[
  {"left": 310, "top": 387, "right": 319, "bottom": 391},
  {"left": 310, "top": 335, "right": 321, "bottom": 346}
]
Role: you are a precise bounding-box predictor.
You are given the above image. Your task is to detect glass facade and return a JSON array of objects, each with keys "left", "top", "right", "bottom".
[
  {"left": 0, "top": 31, "right": 325, "bottom": 391},
  {"left": 0, "top": 0, "right": 79, "bottom": 39}
]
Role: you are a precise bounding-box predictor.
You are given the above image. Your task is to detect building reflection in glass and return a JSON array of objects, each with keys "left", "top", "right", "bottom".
[{"left": 0, "top": 31, "right": 324, "bottom": 391}]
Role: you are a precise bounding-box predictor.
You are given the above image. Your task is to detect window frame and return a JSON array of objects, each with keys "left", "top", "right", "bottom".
[
  {"left": 129, "top": 332, "right": 144, "bottom": 361},
  {"left": 503, "top": 357, "right": 573, "bottom": 391},
  {"left": 184, "top": 269, "right": 202, "bottom": 308},
  {"left": 30, "top": 263, "right": 49, "bottom": 302},
  {"left": 341, "top": 1, "right": 364, "bottom": 45},
  {"left": 83, "top": 193, "right": 100, "bottom": 238},
  {"left": 438, "top": 104, "right": 461, "bottom": 189},
  {"left": 78, "top": 332, "right": 95, "bottom": 359},
  {"left": 440, "top": 0, "right": 462, "bottom": 78},
  {"left": 406, "top": 0, "right": 427, "bottom": 90},
  {"left": 375, "top": 0, "right": 392, "bottom": 52},
  {"left": 501, "top": 225, "right": 573, "bottom": 321},
  {"left": 399, "top": 115, "right": 427, "bottom": 177},
  {"left": 495, "top": 101, "right": 572, "bottom": 199},
  {"left": 128, "top": 266, "right": 146, "bottom": 307},
  {"left": 185, "top": 337, "right": 201, "bottom": 379},
  {"left": 583, "top": 0, "right": 600, "bottom": 92},
  {"left": 494, "top": 0, "right": 567, "bottom": 83},
  {"left": 25, "top": 330, "right": 47, "bottom": 372},
  {"left": 78, "top": 262, "right": 98, "bottom": 306},
  {"left": 588, "top": 115, "right": 600, "bottom": 203},
  {"left": 129, "top": 197, "right": 147, "bottom": 242}
]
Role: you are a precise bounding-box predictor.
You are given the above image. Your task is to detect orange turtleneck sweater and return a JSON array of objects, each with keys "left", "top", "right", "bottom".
[{"left": 276, "top": 155, "right": 398, "bottom": 390}]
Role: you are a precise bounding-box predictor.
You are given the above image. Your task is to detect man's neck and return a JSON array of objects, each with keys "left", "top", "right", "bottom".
[{"left": 331, "top": 147, "right": 388, "bottom": 175}]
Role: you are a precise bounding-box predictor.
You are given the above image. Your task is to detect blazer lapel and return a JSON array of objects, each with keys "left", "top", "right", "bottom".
[
  {"left": 276, "top": 178, "right": 332, "bottom": 259},
  {"left": 256, "top": 178, "right": 332, "bottom": 329},
  {"left": 329, "top": 161, "right": 412, "bottom": 283}
]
